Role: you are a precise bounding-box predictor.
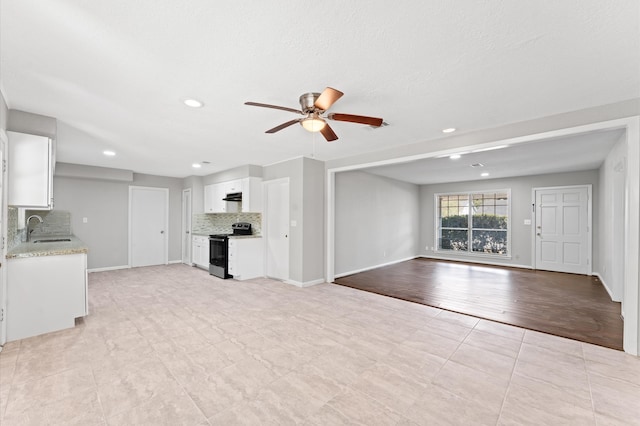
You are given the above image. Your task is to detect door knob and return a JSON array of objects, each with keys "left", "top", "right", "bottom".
[
  {"left": 537, "top": 233, "right": 541, "bottom": 236},
  {"left": 160, "top": 230, "right": 165, "bottom": 234}
]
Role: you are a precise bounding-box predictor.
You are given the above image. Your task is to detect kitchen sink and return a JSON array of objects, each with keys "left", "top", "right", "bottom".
[{"left": 33, "top": 238, "right": 72, "bottom": 243}]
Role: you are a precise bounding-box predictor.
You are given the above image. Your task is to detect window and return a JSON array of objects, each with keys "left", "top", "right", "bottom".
[{"left": 436, "top": 190, "right": 510, "bottom": 256}]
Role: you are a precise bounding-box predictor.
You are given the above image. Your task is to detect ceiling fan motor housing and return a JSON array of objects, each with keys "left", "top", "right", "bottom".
[{"left": 299, "top": 92, "right": 322, "bottom": 113}]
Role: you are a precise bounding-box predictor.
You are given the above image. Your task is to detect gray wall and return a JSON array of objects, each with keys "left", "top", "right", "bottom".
[
  {"left": 335, "top": 170, "right": 420, "bottom": 276},
  {"left": 419, "top": 170, "right": 600, "bottom": 268},
  {"left": 7, "top": 110, "right": 57, "bottom": 139},
  {"left": 262, "top": 156, "right": 325, "bottom": 284},
  {"left": 301, "top": 157, "right": 325, "bottom": 282},
  {"left": 598, "top": 133, "right": 627, "bottom": 300},
  {"left": 182, "top": 175, "right": 204, "bottom": 214},
  {"left": 202, "top": 164, "right": 262, "bottom": 185},
  {"left": 53, "top": 169, "right": 183, "bottom": 269}
]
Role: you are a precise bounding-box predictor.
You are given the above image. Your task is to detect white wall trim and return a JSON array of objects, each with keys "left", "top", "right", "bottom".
[
  {"left": 284, "top": 278, "right": 325, "bottom": 287},
  {"left": 418, "top": 255, "right": 532, "bottom": 270},
  {"left": 593, "top": 272, "right": 616, "bottom": 302},
  {"left": 88, "top": 265, "right": 130, "bottom": 273},
  {"left": 334, "top": 256, "right": 419, "bottom": 279},
  {"left": 168, "top": 260, "right": 182, "bottom": 264}
]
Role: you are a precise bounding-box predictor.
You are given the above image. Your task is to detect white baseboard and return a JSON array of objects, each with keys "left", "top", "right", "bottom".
[
  {"left": 593, "top": 272, "right": 618, "bottom": 302},
  {"left": 334, "top": 256, "right": 418, "bottom": 279},
  {"left": 87, "top": 265, "right": 129, "bottom": 273},
  {"left": 284, "top": 278, "right": 325, "bottom": 288},
  {"left": 168, "top": 260, "right": 182, "bottom": 264},
  {"left": 418, "top": 255, "right": 533, "bottom": 270}
]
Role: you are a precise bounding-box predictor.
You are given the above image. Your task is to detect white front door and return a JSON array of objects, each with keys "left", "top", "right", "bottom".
[
  {"left": 265, "top": 178, "right": 289, "bottom": 280},
  {"left": 182, "top": 188, "right": 192, "bottom": 265},
  {"left": 129, "top": 186, "right": 168, "bottom": 267},
  {"left": 534, "top": 185, "right": 591, "bottom": 274}
]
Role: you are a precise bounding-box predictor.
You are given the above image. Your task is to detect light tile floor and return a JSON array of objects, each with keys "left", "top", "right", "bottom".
[{"left": 1, "top": 264, "right": 639, "bottom": 425}]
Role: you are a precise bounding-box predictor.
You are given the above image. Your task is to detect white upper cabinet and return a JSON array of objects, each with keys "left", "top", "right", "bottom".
[
  {"left": 241, "top": 177, "right": 263, "bottom": 213},
  {"left": 204, "top": 184, "right": 225, "bottom": 213},
  {"left": 203, "top": 177, "right": 263, "bottom": 213},
  {"left": 225, "top": 179, "right": 242, "bottom": 194},
  {"left": 8, "top": 131, "right": 54, "bottom": 209}
]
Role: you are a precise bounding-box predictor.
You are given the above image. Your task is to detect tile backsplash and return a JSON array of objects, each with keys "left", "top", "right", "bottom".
[
  {"left": 192, "top": 212, "right": 262, "bottom": 235},
  {"left": 26, "top": 210, "right": 72, "bottom": 239},
  {"left": 7, "top": 207, "right": 19, "bottom": 250},
  {"left": 7, "top": 208, "right": 73, "bottom": 249}
]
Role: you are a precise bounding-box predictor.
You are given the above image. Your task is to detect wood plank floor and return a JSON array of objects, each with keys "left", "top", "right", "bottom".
[{"left": 333, "top": 258, "right": 623, "bottom": 350}]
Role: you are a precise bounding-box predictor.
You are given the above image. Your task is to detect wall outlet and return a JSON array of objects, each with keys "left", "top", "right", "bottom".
[
  {"left": 82, "top": 217, "right": 88, "bottom": 223},
  {"left": 383, "top": 250, "right": 387, "bottom": 257}
]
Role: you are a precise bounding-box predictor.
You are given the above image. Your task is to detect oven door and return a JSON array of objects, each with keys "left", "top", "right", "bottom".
[{"left": 209, "top": 237, "right": 231, "bottom": 278}]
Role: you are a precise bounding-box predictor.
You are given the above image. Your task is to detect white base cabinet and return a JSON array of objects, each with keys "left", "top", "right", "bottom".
[
  {"left": 228, "top": 238, "right": 264, "bottom": 280},
  {"left": 191, "top": 235, "right": 210, "bottom": 269},
  {"left": 7, "top": 253, "right": 87, "bottom": 342}
]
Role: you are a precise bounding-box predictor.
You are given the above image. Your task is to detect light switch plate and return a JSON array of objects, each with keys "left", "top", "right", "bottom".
[
  {"left": 524, "top": 219, "right": 531, "bottom": 225},
  {"left": 290, "top": 220, "right": 297, "bottom": 227},
  {"left": 83, "top": 217, "right": 88, "bottom": 223}
]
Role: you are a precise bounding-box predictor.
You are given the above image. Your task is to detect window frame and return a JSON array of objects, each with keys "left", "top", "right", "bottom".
[{"left": 434, "top": 189, "right": 512, "bottom": 259}]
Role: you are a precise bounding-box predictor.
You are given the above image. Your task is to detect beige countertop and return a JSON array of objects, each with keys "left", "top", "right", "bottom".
[{"left": 6, "top": 236, "right": 88, "bottom": 259}]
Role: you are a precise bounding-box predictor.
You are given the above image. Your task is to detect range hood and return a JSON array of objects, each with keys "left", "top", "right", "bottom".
[{"left": 222, "top": 192, "right": 242, "bottom": 202}]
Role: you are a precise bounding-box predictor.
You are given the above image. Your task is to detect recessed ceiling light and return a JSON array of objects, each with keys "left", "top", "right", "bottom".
[
  {"left": 449, "top": 154, "right": 461, "bottom": 160},
  {"left": 103, "top": 150, "right": 116, "bottom": 156},
  {"left": 192, "top": 163, "right": 202, "bottom": 168},
  {"left": 442, "top": 128, "right": 456, "bottom": 133},
  {"left": 481, "top": 172, "right": 490, "bottom": 177},
  {"left": 184, "top": 99, "right": 204, "bottom": 108}
]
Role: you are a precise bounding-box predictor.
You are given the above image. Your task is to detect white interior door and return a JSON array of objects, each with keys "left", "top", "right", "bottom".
[
  {"left": 535, "top": 186, "right": 591, "bottom": 274},
  {"left": 265, "top": 178, "right": 289, "bottom": 280},
  {"left": 182, "top": 188, "right": 192, "bottom": 264},
  {"left": 129, "top": 186, "right": 168, "bottom": 267}
]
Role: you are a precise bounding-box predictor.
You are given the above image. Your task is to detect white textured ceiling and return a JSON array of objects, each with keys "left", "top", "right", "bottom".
[
  {"left": 1, "top": 1, "right": 638, "bottom": 178},
  {"left": 363, "top": 129, "right": 624, "bottom": 184}
]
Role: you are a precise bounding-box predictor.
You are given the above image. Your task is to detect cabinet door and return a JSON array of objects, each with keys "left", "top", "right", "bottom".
[
  {"left": 204, "top": 185, "right": 216, "bottom": 213},
  {"left": 8, "top": 131, "right": 53, "bottom": 208},
  {"left": 201, "top": 238, "right": 210, "bottom": 266},
  {"left": 212, "top": 184, "right": 227, "bottom": 212},
  {"left": 241, "top": 177, "right": 263, "bottom": 213},
  {"left": 191, "top": 239, "right": 200, "bottom": 265},
  {"left": 226, "top": 179, "right": 242, "bottom": 193}
]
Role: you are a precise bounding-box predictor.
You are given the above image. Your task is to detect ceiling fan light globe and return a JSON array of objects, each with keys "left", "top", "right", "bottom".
[{"left": 301, "top": 117, "right": 326, "bottom": 132}]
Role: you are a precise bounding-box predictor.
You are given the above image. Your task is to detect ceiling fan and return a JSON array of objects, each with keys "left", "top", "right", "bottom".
[{"left": 244, "top": 87, "right": 383, "bottom": 142}]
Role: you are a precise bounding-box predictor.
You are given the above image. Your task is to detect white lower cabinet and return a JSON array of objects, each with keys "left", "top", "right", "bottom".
[
  {"left": 7, "top": 253, "right": 88, "bottom": 342},
  {"left": 191, "top": 235, "right": 210, "bottom": 269},
  {"left": 228, "top": 237, "right": 264, "bottom": 280}
]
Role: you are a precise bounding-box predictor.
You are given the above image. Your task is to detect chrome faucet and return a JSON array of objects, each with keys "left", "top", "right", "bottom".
[{"left": 26, "top": 214, "right": 44, "bottom": 242}]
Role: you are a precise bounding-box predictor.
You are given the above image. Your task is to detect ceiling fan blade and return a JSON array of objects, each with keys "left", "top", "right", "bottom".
[
  {"left": 328, "top": 113, "right": 383, "bottom": 127},
  {"left": 320, "top": 123, "right": 338, "bottom": 142},
  {"left": 245, "top": 102, "right": 302, "bottom": 115},
  {"left": 314, "top": 87, "right": 344, "bottom": 111},
  {"left": 265, "top": 119, "right": 301, "bottom": 133}
]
